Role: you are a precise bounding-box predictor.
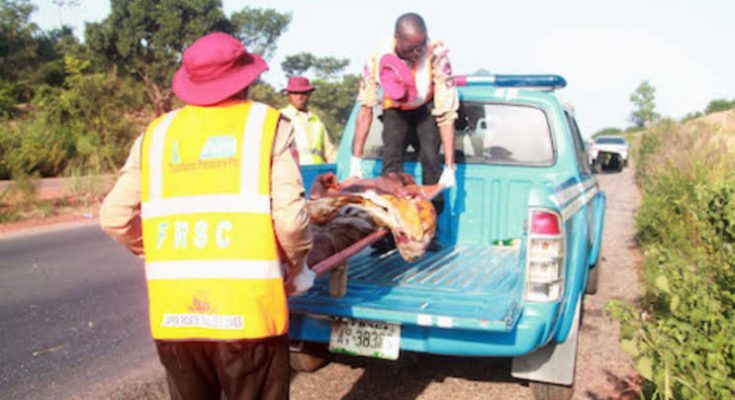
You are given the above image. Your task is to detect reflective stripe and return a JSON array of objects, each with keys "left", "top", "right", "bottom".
[
  {"left": 141, "top": 193, "right": 271, "bottom": 218},
  {"left": 561, "top": 185, "right": 599, "bottom": 220},
  {"left": 148, "top": 111, "right": 179, "bottom": 201},
  {"left": 240, "top": 103, "right": 268, "bottom": 194},
  {"left": 146, "top": 259, "right": 283, "bottom": 280}
]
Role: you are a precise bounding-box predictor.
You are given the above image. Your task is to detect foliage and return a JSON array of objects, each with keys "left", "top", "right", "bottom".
[
  {"left": 0, "top": 56, "right": 146, "bottom": 178},
  {"left": 704, "top": 98, "right": 735, "bottom": 115},
  {"left": 0, "top": 0, "right": 68, "bottom": 109},
  {"left": 230, "top": 6, "right": 291, "bottom": 61},
  {"left": 592, "top": 127, "right": 622, "bottom": 138},
  {"left": 85, "top": 0, "right": 231, "bottom": 115},
  {"left": 85, "top": 0, "right": 292, "bottom": 115},
  {"left": 281, "top": 52, "right": 350, "bottom": 79},
  {"left": 309, "top": 74, "right": 360, "bottom": 143},
  {"left": 681, "top": 111, "right": 703, "bottom": 123},
  {"left": 629, "top": 80, "right": 659, "bottom": 129},
  {"left": 608, "top": 119, "right": 735, "bottom": 399}
]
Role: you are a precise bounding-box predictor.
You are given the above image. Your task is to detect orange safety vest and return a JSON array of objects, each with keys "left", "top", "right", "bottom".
[{"left": 140, "top": 100, "right": 287, "bottom": 341}]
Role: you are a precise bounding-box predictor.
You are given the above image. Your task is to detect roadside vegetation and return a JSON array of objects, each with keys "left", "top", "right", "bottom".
[
  {"left": 607, "top": 109, "right": 735, "bottom": 399},
  {"left": 0, "top": 0, "right": 358, "bottom": 223}
]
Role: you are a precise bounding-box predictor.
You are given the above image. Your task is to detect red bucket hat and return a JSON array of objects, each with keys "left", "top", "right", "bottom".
[
  {"left": 379, "top": 54, "right": 417, "bottom": 103},
  {"left": 284, "top": 76, "right": 315, "bottom": 93},
  {"left": 172, "top": 32, "right": 268, "bottom": 106}
]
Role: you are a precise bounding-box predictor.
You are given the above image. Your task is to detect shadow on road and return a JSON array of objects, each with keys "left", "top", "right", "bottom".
[{"left": 332, "top": 352, "right": 522, "bottom": 400}]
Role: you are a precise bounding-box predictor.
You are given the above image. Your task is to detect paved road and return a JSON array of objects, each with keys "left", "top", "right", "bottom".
[{"left": 0, "top": 225, "right": 156, "bottom": 399}]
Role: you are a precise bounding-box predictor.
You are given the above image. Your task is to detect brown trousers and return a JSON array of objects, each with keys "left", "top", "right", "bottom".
[{"left": 155, "top": 335, "right": 290, "bottom": 400}]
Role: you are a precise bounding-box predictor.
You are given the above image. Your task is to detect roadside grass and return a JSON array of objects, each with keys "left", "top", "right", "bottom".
[
  {"left": 0, "top": 172, "right": 113, "bottom": 225},
  {"left": 607, "top": 110, "right": 735, "bottom": 399}
]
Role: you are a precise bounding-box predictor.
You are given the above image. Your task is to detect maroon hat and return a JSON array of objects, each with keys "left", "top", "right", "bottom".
[
  {"left": 379, "top": 54, "right": 416, "bottom": 103},
  {"left": 284, "top": 76, "right": 315, "bottom": 93},
  {"left": 173, "top": 32, "right": 268, "bottom": 106}
]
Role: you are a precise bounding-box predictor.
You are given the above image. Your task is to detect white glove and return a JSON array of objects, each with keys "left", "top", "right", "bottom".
[
  {"left": 438, "top": 165, "right": 456, "bottom": 188},
  {"left": 349, "top": 156, "right": 364, "bottom": 178},
  {"left": 288, "top": 262, "right": 316, "bottom": 296}
]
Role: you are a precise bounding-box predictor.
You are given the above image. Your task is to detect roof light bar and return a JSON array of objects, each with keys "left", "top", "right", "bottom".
[{"left": 455, "top": 74, "right": 567, "bottom": 90}]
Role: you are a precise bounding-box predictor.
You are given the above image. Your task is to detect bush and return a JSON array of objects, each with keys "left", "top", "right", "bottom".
[
  {"left": 608, "top": 120, "right": 735, "bottom": 399},
  {"left": 0, "top": 57, "right": 147, "bottom": 179}
]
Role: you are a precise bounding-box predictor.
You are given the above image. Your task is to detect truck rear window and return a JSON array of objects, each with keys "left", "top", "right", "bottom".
[{"left": 362, "top": 102, "right": 554, "bottom": 166}]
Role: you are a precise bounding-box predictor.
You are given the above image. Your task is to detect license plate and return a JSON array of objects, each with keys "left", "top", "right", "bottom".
[{"left": 329, "top": 319, "right": 401, "bottom": 360}]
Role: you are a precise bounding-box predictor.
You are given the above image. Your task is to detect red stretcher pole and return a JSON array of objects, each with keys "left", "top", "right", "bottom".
[{"left": 311, "top": 184, "right": 444, "bottom": 277}]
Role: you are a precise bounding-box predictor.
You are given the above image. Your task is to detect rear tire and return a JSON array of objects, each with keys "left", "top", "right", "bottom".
[
  {"left": 289, "top": 342, "right": 330, "bottom": 372},
  {"left": 530, "top": 382, "right": 574, "bottom": 400},
  {"left": 585, "top": 265, "right": 599, "bottom": 294}
]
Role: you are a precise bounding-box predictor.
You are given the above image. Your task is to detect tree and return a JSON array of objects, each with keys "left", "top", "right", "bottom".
[
  {"left": 230, "top": 7, "right": 291, "bottom": 61},
  {"left": 629, "top": 80, "right": 659, "bottom": 129},
  {"left": 85, "top": 1, "right": 291, "bottom": 115},
  {"left": 592, "top": 127, "right": 622, "bottom": 138},
  {"left": 309, "top": 74, "right": 360, "bottom": 143},
  {"left": 282, "top": 52, "right": 350, "bottom": 79},
  {"left": 704, "top": 98, "right": 735, "bottom": 115},
  {"left": 85, "top": 0, "right": 232, "bottom": 115}
]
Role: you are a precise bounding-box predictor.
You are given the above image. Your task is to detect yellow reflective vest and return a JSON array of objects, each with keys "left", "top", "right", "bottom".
[
  {"left": 279, "top": 105, "right": 328, "bottom": 165},
  {"left": 140, "top": 100, "right": 287, "bottom": 341}
]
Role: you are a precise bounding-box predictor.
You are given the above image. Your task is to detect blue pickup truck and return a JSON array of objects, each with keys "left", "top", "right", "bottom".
[{"left": 290, "top": 75, "right": 606, "bottom": 400}]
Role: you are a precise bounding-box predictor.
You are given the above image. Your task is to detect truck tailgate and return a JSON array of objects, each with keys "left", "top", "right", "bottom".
[{"left": 290, "top": 244, "right": 524, "bottom": 332}]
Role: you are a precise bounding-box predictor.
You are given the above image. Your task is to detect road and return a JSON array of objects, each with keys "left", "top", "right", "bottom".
[
  {"left": 0, "top": 167, "right": 641, "bottom": 399},
  {"left": 0, "top": 225, "right": 158, "bottom": 399}
]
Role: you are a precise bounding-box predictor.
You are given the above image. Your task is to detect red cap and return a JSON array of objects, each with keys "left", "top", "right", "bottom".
[
  {"left": 172, "top": 32, "right": 268, "bottom": 106},
  {"left": 284, "top": 76, "right": 315, "bottom": 93},
  {"left": 379, "top": 54, "right": 417, "bottom": 103}
]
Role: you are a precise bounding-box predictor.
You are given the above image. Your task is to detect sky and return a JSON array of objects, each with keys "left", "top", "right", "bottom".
[{"left": 31, "top": 0, "right": 735, "bottom": 138}]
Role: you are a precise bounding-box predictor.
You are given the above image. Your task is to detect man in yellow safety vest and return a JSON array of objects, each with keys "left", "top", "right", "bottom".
[
  {"left": 279, "top": 76, "right": 337, "bottom": 165},
  {"left": 100, "top": 32, "right": 314, "bottom": 400}
]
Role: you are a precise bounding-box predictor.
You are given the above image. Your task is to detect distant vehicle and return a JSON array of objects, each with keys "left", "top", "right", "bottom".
[
  {"left": 292, "top": 74, "right": 606, "bottom": 400},
  {"left": 589, "top": 136, "right": 628, "bottom": 172}
]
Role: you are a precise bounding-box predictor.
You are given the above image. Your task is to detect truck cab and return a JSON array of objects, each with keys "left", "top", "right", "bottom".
[{"left": 292, "top": 75, "right": 606, "bottom": 400}]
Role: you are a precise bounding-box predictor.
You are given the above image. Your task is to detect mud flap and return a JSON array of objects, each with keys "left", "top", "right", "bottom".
[{"left": 511, "top": 299, "right": 581, "bottom": 386}]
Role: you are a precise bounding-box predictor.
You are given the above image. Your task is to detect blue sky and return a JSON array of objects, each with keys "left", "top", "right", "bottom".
[{"left": 32, "top": 0, "right": 735, "bottom": 138}]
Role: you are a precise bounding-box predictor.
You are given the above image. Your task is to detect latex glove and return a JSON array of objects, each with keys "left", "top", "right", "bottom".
[
  {"left": 287, "top": 262, "right": 316, "bottom": 296},
  {"left": 438, "top": 165, "right": 456, "bottom": 188},
  {"left": 349, "top": 156, "right": 364, "bottom": 178}
]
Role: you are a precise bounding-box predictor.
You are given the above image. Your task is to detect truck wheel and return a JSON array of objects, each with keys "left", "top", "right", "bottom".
[
  {"left": 529, "top": 382, "right": 574, "bottom": 400},
  {"left": 289, "top": 342, "right": 330, "bottom": 372},
  {"left": 614, "top": 154, "right": 624, "bottom": 172},
  {"left": 585, "top": 265, "right": 599, "bottom": 294}
]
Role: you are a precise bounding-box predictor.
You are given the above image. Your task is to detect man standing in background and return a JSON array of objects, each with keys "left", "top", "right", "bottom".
[
  {"left": 280, "top": 76, "right": 337, "bottom": 165},
  {"left": 100, "top": 32, "right": 314, "bottom": 399}
]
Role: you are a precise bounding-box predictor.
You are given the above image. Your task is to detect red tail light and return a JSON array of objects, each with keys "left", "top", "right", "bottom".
[{"left": 531, "top": 210, "right": 561, "bottom": 235}]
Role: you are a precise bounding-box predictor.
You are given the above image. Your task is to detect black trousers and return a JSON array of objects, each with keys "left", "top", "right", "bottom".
[
  {"left": 155, "top": 335, "right": 290, "bottom": 400},
  {"left": 381, "top": 103, "right": 444, "bottom": 214}
]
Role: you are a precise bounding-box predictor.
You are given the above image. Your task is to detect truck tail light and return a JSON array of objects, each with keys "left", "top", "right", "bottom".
[{"left": 525, "top": 209, "right": 565, "bottom": 302}]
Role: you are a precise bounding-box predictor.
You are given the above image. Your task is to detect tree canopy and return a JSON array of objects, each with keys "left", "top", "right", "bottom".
[{"left": 629, "top": 80, "right": 659, "bottom": 129}]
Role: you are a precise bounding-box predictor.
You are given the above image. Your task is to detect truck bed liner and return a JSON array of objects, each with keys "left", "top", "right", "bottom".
[{"left": 290, "top": 244, "right": 525, "bottom": 332}]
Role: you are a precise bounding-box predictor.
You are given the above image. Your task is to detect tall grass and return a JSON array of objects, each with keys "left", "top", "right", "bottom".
[{"left": 608, "top": 117, "right": 735, "bottom": 399}]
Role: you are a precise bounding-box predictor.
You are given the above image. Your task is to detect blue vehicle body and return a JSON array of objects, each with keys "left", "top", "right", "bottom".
[{"left": 293, "top": 76, "right": 606, "bottom": 389}]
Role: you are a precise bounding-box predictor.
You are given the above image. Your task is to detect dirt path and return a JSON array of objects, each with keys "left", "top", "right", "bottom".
[{"left": 287, "top": 167, "right": 643, "bottom": 400}]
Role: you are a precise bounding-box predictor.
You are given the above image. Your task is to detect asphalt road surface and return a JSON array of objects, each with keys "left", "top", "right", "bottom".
[{"left": 0, "top": 224, "right": 156, "bottom": 399}]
